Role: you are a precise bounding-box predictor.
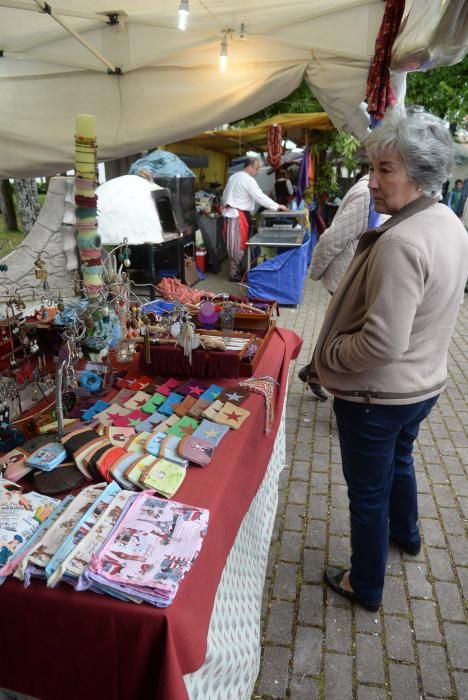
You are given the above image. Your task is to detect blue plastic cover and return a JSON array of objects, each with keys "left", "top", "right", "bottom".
[
  {"left": 246, "top": 232, "right": 310, "bottom": 305},
  {"left": 129, "top": 149, "right": 195, "bottom": 179}
]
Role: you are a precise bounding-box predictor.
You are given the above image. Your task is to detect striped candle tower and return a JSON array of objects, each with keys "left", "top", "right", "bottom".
[{"left": 74, "top": 114, "right": 103, "bottom": 299}]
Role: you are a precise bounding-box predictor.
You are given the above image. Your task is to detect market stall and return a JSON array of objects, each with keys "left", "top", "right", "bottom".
[{"left": 0, "top": 324, "right": 301, "bottom": 700}]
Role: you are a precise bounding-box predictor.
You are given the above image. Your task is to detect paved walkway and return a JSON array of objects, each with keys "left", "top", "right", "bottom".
[{"left": 251, "top": 276, "right": 468, "bottom": 699}]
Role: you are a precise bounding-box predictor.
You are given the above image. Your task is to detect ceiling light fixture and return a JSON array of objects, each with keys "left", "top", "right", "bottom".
[
  {"left": 178, "top": 0, "right": 189, "bottom": 31},
  {"left": 219, "top": 32, "right": 229, "bottom": 73}
]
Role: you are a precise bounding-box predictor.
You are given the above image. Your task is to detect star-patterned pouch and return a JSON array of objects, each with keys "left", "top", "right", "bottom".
[
  {"left": 200, "top": 384, "right": 223, "bottom": 402},
  {"left": 112, "top": 389, "right": 135, "bottom": 406},
  {"left": 213, "top": 402, "right": 250, "bottom": 429},
  {"left": 141, "top": 392, "right": 166, "bottom": 414},
  {"left": 158, "top": 392, "right": 184, "bottom": 417},
  {"left": 166, "top": 416, "right": 199, "bottom": 438},
  {"left": 123, "top": 391, "right": 152, "bottom": 411},
  {"left": 173, "top": 395, "right": 197, "bottom": 417},
  {"left": 201, "top": 399, "right": 224, "bottom": 420},
  {"left": 187, "top": 398, "right": 211, "bottom": 419},
  {"left": 134, "top": 412, "right": 165, "bottom": 433},
  {"left": 93, "top": 403, "right": 131, "bottom": 427},
  {"left": 112, "top": 409, "right": 147, "bottom": 428},
  {"left": 115, "top": 375, "right": 153, "bottom": 391},
  {"left": 81, "top": 400, "right": 110, "bottom": 421},
  {"left": 155, "top": 414, "right": 179, "bottom": 433},
  {"left": 178, "top": 435, "right": 214, "bottom": 467},
  {"left": 192, "top": 419, "right": 230, "bottom": 447},
  {"left": 175, "top": 380, "right": 210, "bottom": 398},
  {"left": 156, "top": 377, "right": 182, "bottom": 396},
  {"left": 218, "top": 386, "right": 249, "bottom": 405}
]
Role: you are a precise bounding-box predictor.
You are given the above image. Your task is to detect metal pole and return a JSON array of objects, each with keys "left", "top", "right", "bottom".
[{"left": 55, "top": 360, "right": 66, "bottom": 439}]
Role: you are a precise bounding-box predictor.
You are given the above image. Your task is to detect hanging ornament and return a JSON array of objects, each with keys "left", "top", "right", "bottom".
[
  {"left": 176, "top": 314, "right": 201, "bottom": 364},
  {"left": 34, "top": 255, "right": 49, "bottom": 281}
]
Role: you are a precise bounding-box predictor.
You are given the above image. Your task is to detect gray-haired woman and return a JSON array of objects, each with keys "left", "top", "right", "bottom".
[{"left": 309, "top": 108, "right": 468, "bottom": 612}]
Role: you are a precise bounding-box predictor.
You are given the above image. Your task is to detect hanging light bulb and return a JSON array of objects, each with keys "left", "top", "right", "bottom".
[
  {"left": 178, "top": 0, "right": 189, "bottom": 31},
  {"left": 219, "top": 33, "right": 228, "bottom": 74}
]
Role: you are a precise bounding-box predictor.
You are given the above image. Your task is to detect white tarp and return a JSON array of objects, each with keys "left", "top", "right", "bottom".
[
  {"left": 0, "top": 0, "right": 465, "bottom": 178},
  {"left": 0, "top": 0, "right": 387, "bottom": 177}
]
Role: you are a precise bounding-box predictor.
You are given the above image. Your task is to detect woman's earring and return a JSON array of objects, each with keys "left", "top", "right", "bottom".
[{"left": 416, "top": 185, "right": 422, "bottom": 192}]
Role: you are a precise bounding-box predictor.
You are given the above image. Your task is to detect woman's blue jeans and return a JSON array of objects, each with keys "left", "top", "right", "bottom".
[{"left": 333, "top": 395, "right": 439, "bottom": 605}]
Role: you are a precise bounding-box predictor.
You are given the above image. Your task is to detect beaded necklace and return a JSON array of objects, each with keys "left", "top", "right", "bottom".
[{"left": 238, "top": 375, "right": 278, "bottom": 434}]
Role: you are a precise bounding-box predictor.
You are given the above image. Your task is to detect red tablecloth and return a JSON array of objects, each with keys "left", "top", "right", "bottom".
[{"left": 0, "top": 327, "right": 302, "bottom": 700}]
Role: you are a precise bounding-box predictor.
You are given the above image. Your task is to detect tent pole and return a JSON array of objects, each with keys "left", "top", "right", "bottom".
[{"left": 30, "top": 0, "right": 120, "bottom": 73}]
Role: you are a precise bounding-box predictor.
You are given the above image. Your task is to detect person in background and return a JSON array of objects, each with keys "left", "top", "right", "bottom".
[
  {"left": 273, "top": 168, "right": 294, "bottom": 206},
  {"left": 447, "top": 178, "right": 466, "bottom": 217},
  {"left": 308, "top": 108, "right": 468, "bottom": 612},
  {"left": 222, "top": 158, "right": 288, "bottom": 282},
  {"left": 297, "top": 170, "right": 386, "bottom": 401}
]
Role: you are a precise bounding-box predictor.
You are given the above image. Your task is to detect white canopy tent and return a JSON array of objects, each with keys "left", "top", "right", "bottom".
[{"left": 0, "top": 0, "right": 465, "bottom": 178}]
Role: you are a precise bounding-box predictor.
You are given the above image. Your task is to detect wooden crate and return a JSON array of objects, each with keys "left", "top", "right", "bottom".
[
  {"left": 239, "top": 321, "right": 276, "bottom": 377},
  {"left": 196, "top": 329, "right": 255, "bottom": 360}
]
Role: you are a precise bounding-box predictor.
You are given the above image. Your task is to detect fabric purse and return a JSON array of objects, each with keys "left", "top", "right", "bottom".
[{"left": 178, "top": 435, "right": 214, "bottom": 467}]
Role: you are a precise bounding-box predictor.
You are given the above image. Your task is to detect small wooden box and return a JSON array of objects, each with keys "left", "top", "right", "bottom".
[
  {"left": 196, "top": 329, "right": 255, "bottom": 360},
  {"left": 239, "top": 321, "right": 276, "bottom": 377}
]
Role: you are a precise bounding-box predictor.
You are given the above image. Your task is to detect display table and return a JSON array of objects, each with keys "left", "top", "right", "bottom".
[
  {"left": 245, "top": 229, "right": 307, "bottom": 271},
  {"left": 0, "top": 327, "right": 302, "bottom": 700}
]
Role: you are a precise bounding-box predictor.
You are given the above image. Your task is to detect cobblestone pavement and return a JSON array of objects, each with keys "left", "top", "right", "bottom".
[{"left": 251, "top": 276, "right": 468, "bottom": 700}]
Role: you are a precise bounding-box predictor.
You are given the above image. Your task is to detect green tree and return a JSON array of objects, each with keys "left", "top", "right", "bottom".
[
  {"left": 232, "top": 56, "right": 467, "bottom": 131},
  {"left": 230, "top": 82, "right": 322, "bottom": 128},
  {"left": 405, "top": 55, "right": 468, "bottom": 129}
]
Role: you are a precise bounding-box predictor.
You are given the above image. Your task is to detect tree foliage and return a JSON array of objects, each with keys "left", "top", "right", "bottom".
[
  {"left": 230, "top": 82, "right": 322, "bottom": 128},
  {"left": 405, "top": 55, "right": 468, "bottom": 129},
  {"left": 232, "top": 56, "right": 468, "bottom": 131}
]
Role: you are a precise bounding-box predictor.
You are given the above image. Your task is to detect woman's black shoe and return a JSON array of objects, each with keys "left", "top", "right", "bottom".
[
  {"left": 324, "top": 566, "right": 381, "bottom": 612},
  {"left": 298, "top": 366, "right": 328, "bottom": 401},
  {"left": 389, "top": 535, "right": 421, "bottom": 556}
]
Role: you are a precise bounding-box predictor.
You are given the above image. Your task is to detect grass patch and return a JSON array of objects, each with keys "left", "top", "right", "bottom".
[{"left": 0, "top": 193, "right": 46, "bottom": 252}]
